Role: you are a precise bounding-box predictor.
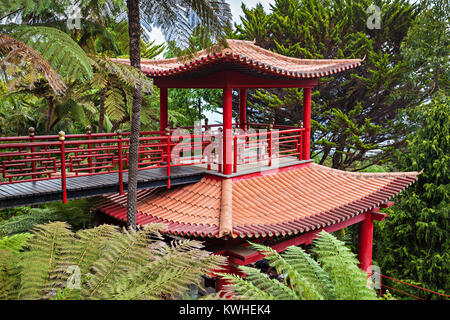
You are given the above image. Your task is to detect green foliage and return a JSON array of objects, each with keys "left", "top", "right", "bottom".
[
  {"left": 0, "top": 198, "right": 96, "bottom": 236},
  {"left": 0, "top": 233, "right": 33, "bottom": 253},
  {"left": 2, "top": 24, "right": 93, "bottom": 81},
  {"left": 400, "top": 0, "right": 449, "bottom": 101},
  {"left": 220, "top": 231, "right": 377, "bottom": 300},
  {"left": 374, "top": 92, "right": 450, "bottom": 298},
  {"left": 233, "top": 0, "right": 419, "bottom": 170},
  {"left": 0, "top": 221, "right": 226, "bottom": 300}
]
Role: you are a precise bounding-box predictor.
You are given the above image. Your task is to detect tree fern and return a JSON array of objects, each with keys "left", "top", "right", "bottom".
[
  {"left": 0, "top": 249, "right": 21, "bottom": 300},
  {"left": 0, "top": 32, "right": 66, "bottom": 95},
  {"left": 1, "top": 25, "right": 93, "bottom": 81},
  {"left": 222, "top": 231, "right": 378, "bottom": 300},
  {"left": 0, "top": 222, "right": 226, "bottom": 300},
  {"left": 112, "top": 238, "right": 227, "bottom": 299},
  {"left": 18, "top": 222, "right": 73, "bottom": 299},
  {"left": 0, "top": 233, "right": 33, "bottom": 253},
  {"left": 313, "top": 231, "right": 377, "bottom": 300},
  {"left": 82, "top": 224, "right": 163, "bottom": 299}
]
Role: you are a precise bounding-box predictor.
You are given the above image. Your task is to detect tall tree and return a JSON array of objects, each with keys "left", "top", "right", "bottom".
[
  {"left": 374, "top": 92, "right": 449, "bottom": 298},
  {"left": 232, "top": 0, "right": 418, "bottom": 170},
  {"left": 401, "top": 0, "right": 449, "bottom": 102},
  {"left": 124, "top": 0, "right": 231, "bottom": 229}
]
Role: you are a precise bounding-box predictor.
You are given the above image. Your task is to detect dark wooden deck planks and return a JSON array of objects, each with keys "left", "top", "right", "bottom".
[{"left": 0, "top": 166, "right": 205, "bottom": 208}]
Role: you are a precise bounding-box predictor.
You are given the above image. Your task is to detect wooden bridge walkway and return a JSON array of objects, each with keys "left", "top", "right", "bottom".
[{"left": 0, "top": 166, "right": 205, "bottom": 209}]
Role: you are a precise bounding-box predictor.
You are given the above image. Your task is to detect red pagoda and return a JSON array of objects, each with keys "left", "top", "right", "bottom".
[
  {"left": 102, "top": 40, "right": 419, "bottom": 289},
  {"left": 0, "top": 39, "right": 420, "bottom": 293}
]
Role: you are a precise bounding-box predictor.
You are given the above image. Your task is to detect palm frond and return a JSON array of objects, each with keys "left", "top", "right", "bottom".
[
  {"left": 1, "top": 24, "right": 93, "bottom": 81},
  {"left": 0, "top": 32, "right": 66, "bottom": 95}
]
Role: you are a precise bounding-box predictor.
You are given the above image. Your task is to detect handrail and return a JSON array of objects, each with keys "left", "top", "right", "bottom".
[
  {"left": 0, "top": 125, "right": 308, "bottom": 203},
  {"left": 372, "top": 272, "right": 449, "bottom": 299}
]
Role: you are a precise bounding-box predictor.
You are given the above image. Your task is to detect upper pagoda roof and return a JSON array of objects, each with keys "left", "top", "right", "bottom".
[
  {"left": 114, "top": 39, "right": 362, "bottom": 80},
  {"left": 97, "top": 163, "right": 419, "bottom": 239}
]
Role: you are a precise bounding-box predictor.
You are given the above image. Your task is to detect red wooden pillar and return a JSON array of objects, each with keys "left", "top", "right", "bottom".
[
  {"left": 223, "top": 87, "right": 233, "bottom": 175},
  {"left": 358, "top": 211, "right": 374, "bottom": 274},
  {"left": 159, "top": 87, "right": 168, "bottom": 132},
  {"left": 302, "top": 87, "right": 311, "bottom": 160},
  {"left": 239, "top": 88, "right": 247, "bottom": 131}
]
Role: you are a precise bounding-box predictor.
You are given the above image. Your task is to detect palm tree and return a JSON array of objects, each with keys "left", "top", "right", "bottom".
[{"left": 124, "top": 0, "right": 232, "bottom": 229}]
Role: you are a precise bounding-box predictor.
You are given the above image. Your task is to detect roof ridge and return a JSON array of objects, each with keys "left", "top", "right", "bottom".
[
  {"left": 310, "top": 163, "right": 420, "bottom": 178},
  {"left": 219, "top": 179, "right": 232, "bottom": 237}
]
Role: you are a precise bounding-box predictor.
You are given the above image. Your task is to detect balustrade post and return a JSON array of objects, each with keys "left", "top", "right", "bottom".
[
  {"left": 218, "top": 127, "right": 223, "bottom": 173},
  {"left": 298, "top": 121, "right": 303, "bottom": 161},
  {"left": 59, "top": 131, "right": 67, "bottom": 204},
  {"left": 86, "top": 125, "right": 93, "bottom": 173},
  {"left": 117, "top": 130, "right": 124, "bottom": 195},
  {"left": 233, "top": 136, "right": 238, "bottom": 173},
  {"left": 165, "top": 127, "right": 171, "bottom": 189},
  {"left": 268, "top": 123, "right": 273, "bottom": 167},
  {"left": 29, "top": 127, "right": 36, "bottom": 179}
]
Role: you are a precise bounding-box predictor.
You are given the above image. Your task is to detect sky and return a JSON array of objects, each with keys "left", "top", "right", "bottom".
[{"left": 147, "top": 1, "right": 274, "bottom": 45}]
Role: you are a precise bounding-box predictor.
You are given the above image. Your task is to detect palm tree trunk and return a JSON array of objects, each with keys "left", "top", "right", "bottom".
[
  {"left": 46, "top": 98, "right": 54, "bottom": 134},
  {"left": 98, "top": 86, "right": 107, "bottom": 133},
  {"left": 126, "top": 0, "right": 142, "bottom": 230}
]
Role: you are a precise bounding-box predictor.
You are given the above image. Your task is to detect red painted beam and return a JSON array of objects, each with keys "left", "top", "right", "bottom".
[
  {"left": 154, "top": 70, "right": 318, "bottom": 89},
  {"left": 227, "top": 212, "right": 367, "bottom": 266}
]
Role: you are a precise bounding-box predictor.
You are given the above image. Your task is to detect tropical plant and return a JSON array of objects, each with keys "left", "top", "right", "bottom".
[
  {"left": 374, "top": 92, "right": 449, "bottom": 299},
  {"left": 0, "top": 198, "right": 96, "bottom": 236},
  {"left": 124, "top": 0, "right": 232, "bottom": 230},
  {"left": 219, "top": 231, "right": 377, "bottom": 300},
  {"left": 0, "top": 221, "right": 226, "bottom": 300}
]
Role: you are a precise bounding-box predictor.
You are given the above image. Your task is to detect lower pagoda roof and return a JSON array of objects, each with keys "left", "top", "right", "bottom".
[{"left": 96, "top": 163, "right": 419, "bottom": 239}]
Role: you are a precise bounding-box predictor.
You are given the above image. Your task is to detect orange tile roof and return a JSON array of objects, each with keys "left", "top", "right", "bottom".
[
  {"left": 96, "top": 163, "right": 419, "bottom": 239},
  {"left": 113, "top": 39, "right": 362, "bottom": 79}
]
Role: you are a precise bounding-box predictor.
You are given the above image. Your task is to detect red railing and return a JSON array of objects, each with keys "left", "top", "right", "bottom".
[
  {"left": 373, "top": 272, "right": 449, "bottom": 300},
  {"left": 0, "top": 123, "right": 305, "bottom": 203},
  {"left": 233, "top": 127, "right": 304, "bottom": 173}
]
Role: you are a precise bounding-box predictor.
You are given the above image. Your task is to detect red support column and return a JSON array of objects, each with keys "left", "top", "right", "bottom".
[
  {"left": 358, "top": 211, "right": 374, "bottom": 274},
  {"left": 223, "top": 87, "right": 233, "bottom": 175},
  {"left": 302, "top": 87, "right": 311, "bottom": 160},
  {"left": 239, "top": 88, "right": 247, "bottom": 131},
  {"left": 159, "top": 87, "right": 168, "bottom": 132}
]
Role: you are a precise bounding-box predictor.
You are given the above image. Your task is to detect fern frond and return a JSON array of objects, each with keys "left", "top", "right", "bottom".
[
  {"left": 111, "top": 238, "right": 226, "bottom": 300},
  {"left": 313, "top": 231, "right": 377, "bottom": 300},
  {"left": 236, "top": 265, "right": 299, "bottom": 300},
  {"left": 2, "top": 25, "right": 93, "bottom": 81},
  {"left": 0, "top": 233, "right": 33, "bottom": 253},
  {"left": 249, "top": 242, "right": 324, "bottom": 300},
  {"left": 82, "top": 224, "right": 162, "bottom": 299},
  {"left": 217, "top": 272, "right": 277, "bottom": 300},
  {"left": 105, "top": 86, "right": 126, "bottom": 122},
  {"left": 18, "top": 222, "right": 74, "bottom": 300},
  {"left": 0, "top": 249, "right": 21, "bottom": 300},
  {"left": 282, "top": 245, "right": 336, "bottom": 299},
  {"left": 0, "top": 32, "right": 66, "bottom": 95}
]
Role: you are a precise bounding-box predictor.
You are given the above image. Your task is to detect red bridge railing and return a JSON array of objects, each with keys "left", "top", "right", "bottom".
[
  {"left": 372, "top": 272, "right": 449, "bottom": 300},
  {"left": 0, "top": 123, "right": 305, "bottom": 203}
]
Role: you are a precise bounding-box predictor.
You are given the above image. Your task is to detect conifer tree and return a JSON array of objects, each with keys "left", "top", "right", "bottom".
[
  {"left": 374, "top": 92, "right": 449, "bottom": 298},
  {"left": 232, "top": 0, "right": 418, "bottom": 170}
]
